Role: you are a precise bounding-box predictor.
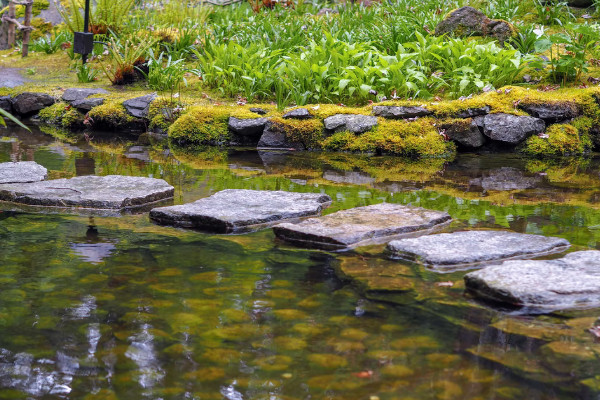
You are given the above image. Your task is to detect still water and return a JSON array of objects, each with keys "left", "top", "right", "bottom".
[{"left": 1, "top": 126, "right": 600, "bottom": 400}]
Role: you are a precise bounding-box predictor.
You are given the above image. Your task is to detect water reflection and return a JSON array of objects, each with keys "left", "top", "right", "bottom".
[{"left": 69, "top": 218, "right": 117, "bottom": 264}]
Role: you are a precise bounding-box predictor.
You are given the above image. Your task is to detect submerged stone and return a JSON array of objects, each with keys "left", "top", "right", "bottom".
[
  {"left": 387, "top": 230, "right": 569, "bottom": 271},
  {"left": 0, "top": 175, "right": 174, "bottom": 210},
  {"left": 149, "top": 189, "right": 332, "bottom": 233},
  {"left": 273, "top": 203, "right": 451, "bottom": 250},
  {"left": 469, "top": 167, "right": 542, "bottom": 191},
  {"left": 0, "top": 161, "right": 47, "bottom": 184},
  {"left": 464, "top": 251, "right": 600, "bottom": 311},
  {"left": 324, "top": 114, "right": 378, "bottom": 134}
]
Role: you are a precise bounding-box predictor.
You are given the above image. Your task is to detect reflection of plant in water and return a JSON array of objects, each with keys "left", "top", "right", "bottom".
[{"left": 525, "top": 158, "right": 595, "bottom": 185}]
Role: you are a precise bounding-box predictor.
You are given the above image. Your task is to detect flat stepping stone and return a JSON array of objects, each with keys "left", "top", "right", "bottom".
[
  {"left": 464, "top": 251, "right": 600, "bottom": 312},
  {"left": 0, "top": 175, "right": 174, "bottom": 211},
  {"left": 0, "top": 161, "right": 47, "bottom": 184},
  {"left": 149, "top": 189, "right": 332, "bottom": 233},
  {"left": 273, "top": 203, "right": 451, "bottom": 250},
  {"left": 387, "top": 230, "right": 570, "bottom": 271}
]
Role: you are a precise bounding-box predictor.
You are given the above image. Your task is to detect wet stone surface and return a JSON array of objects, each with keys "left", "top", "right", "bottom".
[
  {"left": 0, "top": 175, "right": 174, "bottom": 211},
  {"left": 273, "top": 203, "right": 452, "bottom": 250},
  {"left": 149, "top": 189, "right": 332, "bottom": 233},
  {"left": 464, "top": 251, "right": 600, "bottom": 311},
  {"left": 0, "top": 161, "right": 47, "bottom": 184},
  {"left": 387, "top": 230, "right": 570, "bottom": 271}
]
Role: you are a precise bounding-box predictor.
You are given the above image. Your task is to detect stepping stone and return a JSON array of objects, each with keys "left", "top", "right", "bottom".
[
  {"left": 149, "top": 189, "right": 332, "bottom": 233},
  {"left": 0, "top": 161, "right": 47, "bottom": 184},
  {"left": 464, "top": 251, "right": 600, "bottom": 311},
  {"left": 0, "top": 175, "right": 174, "bottom": 211},
  {"left": 273, "top": 203, "right": 451, "bottom": 250},
  {"left": 387, "top": 230, "right": 570, "bottom": 271}
]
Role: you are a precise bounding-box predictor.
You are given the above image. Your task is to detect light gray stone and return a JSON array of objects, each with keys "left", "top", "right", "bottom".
[
  {"left": 11, "top": 92, "right": 55, "bottom": 116},
  {"left": 0, "top": 161, "right": 47, "bottom": 184},
  {"left": 62, "top": 88, "right": 109, "bottom": 103},
  {"left": 464, "top": 251, "right": 600, "bottom": 311},
  {"left": 71, "top": 97, "right": 105, "bottom": 111},
  {"left": 283, "top": 108, "right": 313, "bottom": 119},
  {"left": 0, "top": 175, "right": 174, "bottom": 210},
  {"left": 123, "top": 93, "right": 157, "bottom": 118},
  {"left": 273, "top": 203, "right": 451, "bottom": 250},
  {"left": 324, "top": 114, "right": 378, "bottom": 134},
  {"left": 150, "top": 189, "right": 332, "bottom": 233},
  {"left": 388, "top": 230, "right": 570, "bottom": 271},
  {"left": 228, "top": 117, "right": 269, "bottom": 136},
  {"left": 372, "top": 105, "right": 431, "bottom": 119},
  {"left": 483, "top": 113, "right": 546, "bottom": 144}
]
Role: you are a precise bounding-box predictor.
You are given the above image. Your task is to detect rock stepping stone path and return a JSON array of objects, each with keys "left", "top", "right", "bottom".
[
  {"left": 0, "top": 175, "right": 174, "bottom": 211},
  {"left": 273, "top": 203, "right": 451, "bottom": 250},
  {"left": 0, "top": 161, "right": 47, "bottom": 184},
  {"left": 387, "top": 230, "right": 570, "bottom": 271},
  {"left": 149, "top": 189, "right": 332, "bottom": 233},
  {"left": 464, "top": 251, "right": 600, "bottom": 311}
]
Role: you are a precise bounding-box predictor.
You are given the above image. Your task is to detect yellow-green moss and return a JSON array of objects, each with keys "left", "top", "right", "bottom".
[
  {"left": 270, "top": 117, "right": 324, "bottom": 149},
  {"left": 38, "top": 124, "right": 78, "bottom": 143},
  {"left": 523, "top": 123, "right": 588, "bottom": 157},
  {"left": 39, "top": 102, "right": 84, "bottom": 128},
  {"left": 168, "top": 106, "right": 231, "bottom": 144},
  {"left": 88, "top": 101, "right": 134, "bottom": 128}
]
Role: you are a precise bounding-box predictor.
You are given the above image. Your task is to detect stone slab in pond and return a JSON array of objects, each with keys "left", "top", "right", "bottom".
[
  {"left": 464, "top": 250, "right": 600, "bottom": 312},
  {"left": 273, "top": 203, "right": 451, "bottom": 250},
  {"left": 0, "top": 161, "right": 47, "bottom": 184},
  {"left": 0, "top": 175, "right": 174, "bottom": 211},
  {"left": 149, "top": 189, "right": 332, "bottom": 233},
  {"left": 387, "top": 230, "right": 570, "bottom": 271}
]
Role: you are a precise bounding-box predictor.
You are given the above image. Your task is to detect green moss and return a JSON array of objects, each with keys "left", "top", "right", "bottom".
[
  {"left": 88, "top": 101, "right": 134, "bottom": 129},
  {"left": 270, "top": 116, "right": 324, "bottom": 149},
  {"left": 523, "top": 123, "right": 588, "bottom": 157},
  {"left": 168, "top": 106, "right": 231, "bottom": 145},
  {"left": 39, "top": 102, "right": 67, "bottom": 124},
  {"left": 38, "top": 124, "right": 79, "bottom": 143}
]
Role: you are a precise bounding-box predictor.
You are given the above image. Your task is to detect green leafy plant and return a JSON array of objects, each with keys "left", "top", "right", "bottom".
[
  {"left": 533, "top": 0, "right": 574, "bottom": 26},
  {"left": 143, "top": 50, "right": 188, "bottom": 101},
  {"left": 98, "top": 36, "right": 156, "bottom": 85},
  {"left": 31, "top": 31, "right": 71, "bottom": 54},
  {"left": 57, "top": 0, "right": 135, "bottom": 33},
  {"left": 0, "top": 108, "right": 30, "bottom": 131},
  {"left": 76, "top": 63, "right": 99, "bottom": 82}
]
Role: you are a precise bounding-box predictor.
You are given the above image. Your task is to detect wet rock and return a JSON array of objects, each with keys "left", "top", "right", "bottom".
[
  {"left": 435, "top": 6, "right": 515, "bottom": 43},
  {"left": 149, "top": 189, "right": 332, "bottom": 233},
  {"left": 0, "top": 161, "right": 47, "bottom": 184},
  {"left": 324, "top": 114, "right": 378, "bottom": 134},
  {"left": 11, "top": 92, "right": 55, "bottom": 116},
  {"left": 454, "top": 106, "right": 490, "bottom": 119},
  {"left": 249, "top": 107, "right": 268, "bottom": 115},
  {"left": 540, "top": 341, "right": 599, "bottom": 376},
  {"left": 72, "top": 98, "right": 105, "bottom": 111},
  {"left": 482, "top": 113, "right": 545, "bottom": 144},
  {"left": 442, "top": 119, "right": 485, "bottom": 148},
  {"left": 518, "top": 102, "right": 581, "bottom": 123},
  {"left": 0, "top": 175, "right": 174, "bottom": 210},
  {"left": 62, "top": 88, "right": 109, "bottom": 103},
  {"left": 469, "top": 167, "right": 542, "bottom": 191},
  {"left": 372, "top": 105, "right": 431, "bottom": 119},
  {"left": 123, "top": 93, "right": 157, "bottom": 118},
  {"left": 322, "top": 170, "right": 376, "bottom": 185},
  {"left": 257, "top": 121, "right": 305, "bottom": 149},
  {"left": 228, "top": 117, "right": 269, "bottom": 136},
  {"left": 0, "top": 95, "right": 12, "bottom": 113},
  {"left": 273, "top": 203, "right": 451, "bottom": 250},
  {"left": 464, "top": 251, "right": 600, "bottom": 311},
  {"left": 387, "top": 230, "right": 569, "bottom": 271},
  {"left": 283, "top": 108, "right": 313, "bottom": 119}
]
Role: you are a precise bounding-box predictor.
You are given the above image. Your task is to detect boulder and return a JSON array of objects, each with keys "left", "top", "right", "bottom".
[
  {"left": 257, "top": 121, "right": 304, "bottom": 149},
  {"left": 0, "top": 175, "right": 174, "bottom": 210},
  {"left": 149, "top": 189, "right": 332, "bottom": 233},
  {"left": 0, "top": 161, "right": 47, "bottom": 184},
  {"left": 469, "top": 167, "right": 542, "bottom": 191},
  {"left": 442, "top": 119, "right": 485, "bottom": 148},
  {"left": 0, "top": 96, "right": 12, "bottom": 113},
  {"left": 273, "top": 203, "right": 452, "bottom": 250},
  {"left": 11, "top": 92, "right": 55, "bottom": 116},
  {"left": 435, "top": 6, "right": 515, "bottom": 43},
  {"left": 62, "top": 88, "right": 109, "bottom": 103},
  {"left": 228, "top": 117, "right": 269, "bottom": 136},
  {"left": 464, "top": 251, "right": 600, "bottom": 311},
  {"left": 454, "top": 106, "right": 490, "bottom": 119},
  {"left": 518, "top": 102, "right": 581, "bottom": 123},
  {"left": 387, "top": 230, "right": 569, "bottom": 271},
  {"left": 71, "top": 97, "right": 105, "bottom": 111},
  {"left": 482, "top": 113, "right": 545, "bottom": 144},
  {"left": 324, "top": 114, "right": 378, "bottom": 134},
  {"left": 283, "top": 108, "right": 313, "bottom": 119},
  {"left": 372, "top": 105, "right": 431, "bottom": 119},
  {"left": 123, "top": 93, "right": 157, "bottom": 118}
]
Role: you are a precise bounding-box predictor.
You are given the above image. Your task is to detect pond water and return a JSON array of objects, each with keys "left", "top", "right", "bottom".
[{"left": 1, "top": 126, "right": 600, "bottom": 400}]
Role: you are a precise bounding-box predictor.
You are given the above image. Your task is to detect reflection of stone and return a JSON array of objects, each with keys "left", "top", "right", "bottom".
[
  {"left": 465, "top": 250, "right": 600, "bottom": 311},
  {"left": 70, "top": 241, "right": 117, "bottom": 264},
  {"left": 322, "top": 170, "right": 375, "bottom": 185},
  {"left": 387, "top": 230, "right": 569, "bottom": 271},
  {"left": 469, "top": 167, "right": 542, "bottom": 191}
]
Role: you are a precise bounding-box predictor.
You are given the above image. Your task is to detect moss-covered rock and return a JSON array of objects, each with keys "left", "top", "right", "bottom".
[
  {"left": 39, "top": 101, "right": 85, "bottom": 129},
  {"left": 87, "top": 101, "right": 137, "bottom": 130},
  {"left": 523, "top": 122, "right": 590, "bottom": 157}
]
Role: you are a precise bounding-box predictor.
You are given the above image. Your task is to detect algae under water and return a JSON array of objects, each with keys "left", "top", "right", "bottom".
[{"left": 1, "top": 127, "right": 600, "bottom": 399}]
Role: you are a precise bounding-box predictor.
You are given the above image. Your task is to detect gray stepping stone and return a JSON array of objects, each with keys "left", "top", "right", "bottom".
[
  {"left": 273, "top": 203, "right": 451, "bottom": 250},
  {"left": 62, "top": 88, "right": 109, "bottom": 103},
  {"left": 149, "top": 189, "right": 332, "bottom": 233},
  {"left": 464, "top": 251, "right": 600, "bottom": 312},
  {"left": 387, "top": 230, "right": 570, "bottom": 271},
  {"left": 0, "top": 161, "right": 47, "bottom": 184},
  {"left": 0, "top": 175, "right": 174, "bottom": 211}
]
